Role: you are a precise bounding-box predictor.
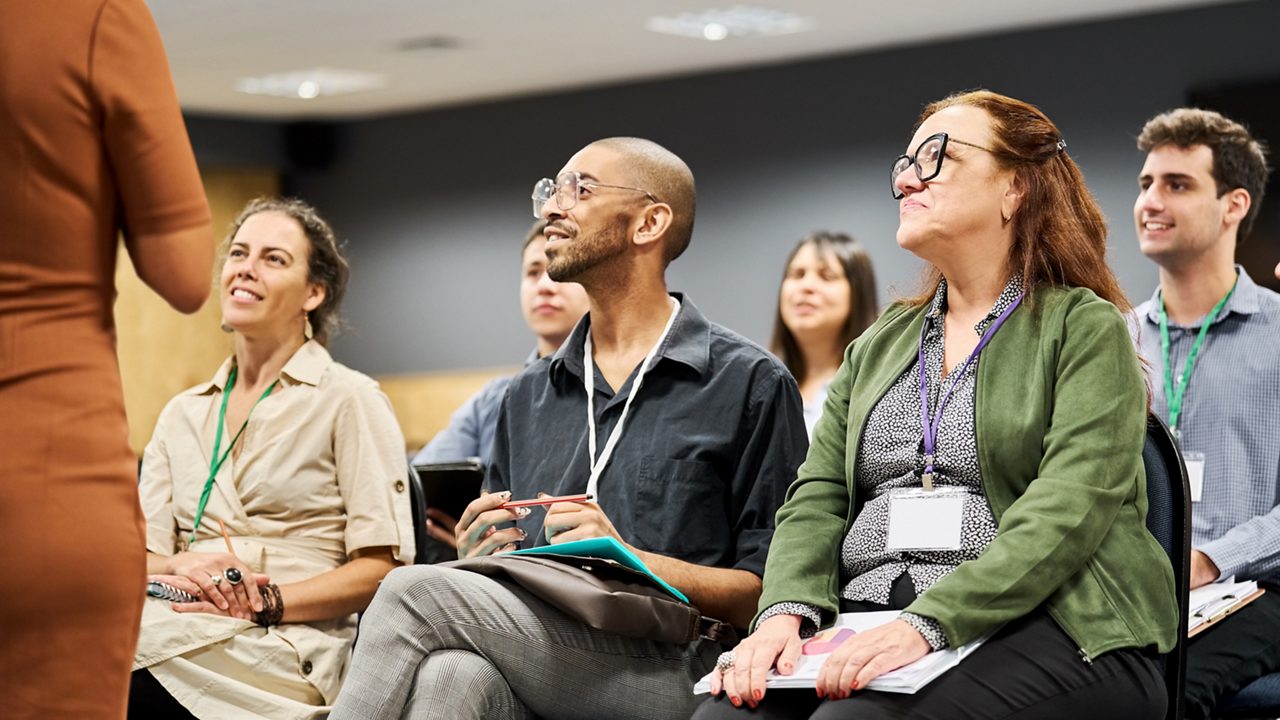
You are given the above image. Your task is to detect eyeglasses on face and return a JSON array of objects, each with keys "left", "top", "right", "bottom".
[
  {"left": 890, "top": 132, "right": 996, "bottom": 200},
  {"left": 531, "top": 171, "right": 659, "bottom": 218}
]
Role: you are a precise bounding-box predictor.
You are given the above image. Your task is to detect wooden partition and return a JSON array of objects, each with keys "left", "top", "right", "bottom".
[{"left": 376, "top": 367, "right": 517, "bottom": 455}]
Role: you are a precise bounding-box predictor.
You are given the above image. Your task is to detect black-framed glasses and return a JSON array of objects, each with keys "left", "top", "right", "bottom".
[
  {"left": 531, "top": 171, "right": 659, "bottom": 218},
  {"left": 890, "top": 132, "right": 996, "bottom": 199}
]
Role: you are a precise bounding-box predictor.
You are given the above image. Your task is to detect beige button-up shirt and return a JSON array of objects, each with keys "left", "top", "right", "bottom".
[{"left": 135, "top": 340, "right": 415, "bottom": 719}]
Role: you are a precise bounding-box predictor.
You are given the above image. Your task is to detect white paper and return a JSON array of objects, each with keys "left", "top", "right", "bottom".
[
  {"left": 693, "top": 611, "right": 987, "bottom": 696},
  {"left": 1183, "top": 452, "right": 1205, "bottom": 503},
  {"left": 886, "top": 494, "right": 965, "bottom": 551},
  {"left": 1187, "top": 578, "right": 1258, "bottom": 633}
]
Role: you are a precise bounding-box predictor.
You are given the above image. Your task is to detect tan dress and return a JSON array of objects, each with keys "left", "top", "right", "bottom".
[
  {"left": 0, "top": 1, "right": 210, "bottom": 717},
  {"left": 135, "top": 341, "right": 416, "bottom": 719}
]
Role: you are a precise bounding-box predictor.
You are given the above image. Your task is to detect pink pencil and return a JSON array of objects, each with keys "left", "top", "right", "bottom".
[{"left": 500, "top": 493, "right": 594, "bottom": 510}]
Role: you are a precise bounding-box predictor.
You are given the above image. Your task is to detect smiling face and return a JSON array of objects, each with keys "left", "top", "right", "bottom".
[
  {"left": 1135, "top": 143, "right": 1234, "bottom": 267},
  {"left": 540, "top": 144, "right": 641, "bottom": 284},
  {"left": 220, "top": 211, "right": 324, "bottom": 340},
  {"left": 779, "top": 242, "right": 852, "bottom": 343},
  {"left": 893, "top": 105, "right": 1016, "bottom": 264},
  {"left": 519, "top": 235, "right": 590, "bottom": 354}
]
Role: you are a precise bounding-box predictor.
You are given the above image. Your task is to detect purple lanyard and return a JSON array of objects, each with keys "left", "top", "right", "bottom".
[{"left": 918, "top": 292, "right": 1024, "bottom": 490}]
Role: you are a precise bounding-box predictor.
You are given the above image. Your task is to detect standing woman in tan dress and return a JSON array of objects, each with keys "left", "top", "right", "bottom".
[{"left": 0, "top": 1, "right": 213, "bottom": 718}]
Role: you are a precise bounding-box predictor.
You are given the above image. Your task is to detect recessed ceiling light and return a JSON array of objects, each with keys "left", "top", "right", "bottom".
[
  {"left": 702, "top": 22, "right": 729, "bottom": 41},
  {"left": 646, "top": 6, "right": 814, "bottom": 41},
  {"left": 235, "top": 68, "right": 387, "bottom": 100},
  {"left": 396, "top": 35, "right": 462, "bottom": 52}
]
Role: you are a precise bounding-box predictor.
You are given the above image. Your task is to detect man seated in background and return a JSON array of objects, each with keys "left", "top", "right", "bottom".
[
  {"left": 330, "top": 136, "right": 807, "bottom": 720},
  {"left": 1130, "top": 107, "right": 1280, "bottom": 719}
]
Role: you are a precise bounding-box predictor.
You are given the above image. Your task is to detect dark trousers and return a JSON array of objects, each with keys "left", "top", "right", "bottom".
[
  {"left": 127, "top": 669, "right": 197, "bottom": 720},
  {"left": 692, "top": 606, "right": 1165, "bottom": 720},
  {"left": 1186, "top": 581, "right": 1280, "bottom": 719}
]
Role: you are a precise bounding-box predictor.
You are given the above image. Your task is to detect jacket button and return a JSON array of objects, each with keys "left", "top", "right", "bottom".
[
  {"left": 394, "top": 480, "right": 405, "bottom": 493},
  {"left": 302, "top": 660, "right": 313, "bottom": 674}
]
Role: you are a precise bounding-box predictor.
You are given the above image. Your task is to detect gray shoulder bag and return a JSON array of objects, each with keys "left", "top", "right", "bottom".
[{"left": 445, "top": 553, "right": 737, "bottom": 645}]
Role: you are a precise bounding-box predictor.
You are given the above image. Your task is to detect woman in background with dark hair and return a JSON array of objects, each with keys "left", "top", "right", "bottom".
[
  {"left": 698, "top": 90, "right": 1177, "bottom": 719},
  {"left": 129, "top": 198, "right": 416, "bottom": 720},
  {"left": 770, "top": 232, "right": 878, "bottom": 436}
]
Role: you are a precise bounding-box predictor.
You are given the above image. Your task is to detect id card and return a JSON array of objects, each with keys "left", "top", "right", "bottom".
[
  {"left": 1183, "top": 451, "right": 1206, "bottom": 503},
  {"left": 885, "top": 487, "right": 966, "bottom": 551}
]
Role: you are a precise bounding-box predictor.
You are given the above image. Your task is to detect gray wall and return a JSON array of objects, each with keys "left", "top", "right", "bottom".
[
  {"left": 186, "top": 115, "right": 285, "bottom": 169},
  {"left": 202, "top": 0, "right": 1278, "bottom": 375}
]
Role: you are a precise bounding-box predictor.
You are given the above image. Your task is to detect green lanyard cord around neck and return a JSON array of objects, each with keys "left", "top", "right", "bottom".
[
  {"left": 1158, "top": 280, "right": 1237, "bottom": 436},
  {"left": 190, "top": 365, "right": 278, "bottom": 544}
]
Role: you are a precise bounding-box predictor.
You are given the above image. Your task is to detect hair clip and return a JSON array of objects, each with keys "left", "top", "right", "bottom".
[{"left": 1055, "top": 138, "right": 1068, "bottom": 154}]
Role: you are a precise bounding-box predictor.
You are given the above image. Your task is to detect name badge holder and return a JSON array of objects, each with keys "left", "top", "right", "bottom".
[
  {"left": 886, "top": 486, "right": 968, "bottom": 551},
  {"left": 1182, "top": 451, "right": 1206, "bottom": 503}
]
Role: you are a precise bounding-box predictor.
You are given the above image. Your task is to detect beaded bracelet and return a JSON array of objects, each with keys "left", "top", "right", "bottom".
[{"left": 255, "top": 583, "right": 284, "bottom": 627}]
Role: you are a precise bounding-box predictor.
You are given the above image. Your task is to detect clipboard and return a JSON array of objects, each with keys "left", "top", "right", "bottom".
[
  {"left": 1187, "top": 586, "right": 1265, "bottom": 638},
  {"left": 412, "top": 459, "right": 484, "bottom": 520}
]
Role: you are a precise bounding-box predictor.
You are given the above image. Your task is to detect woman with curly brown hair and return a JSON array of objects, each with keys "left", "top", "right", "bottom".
[{"left": 129, "top": 198, "right": 417, "bottom": 719}]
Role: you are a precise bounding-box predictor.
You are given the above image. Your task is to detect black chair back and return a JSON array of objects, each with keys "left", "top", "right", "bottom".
[
  {"left": 405, "top": 461, "right": 431, "bottom": 564},
  {"left": 1142, "top": 413, "right": 1192, "bottom": 720}
]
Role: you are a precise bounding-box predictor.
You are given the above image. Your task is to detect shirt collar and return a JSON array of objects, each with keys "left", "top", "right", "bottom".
[
  {"left": 1143, "top": 265, "right": 1261, "bottom": 326},
  {"left": 925, "top": 273, "right": 1026, "bottom": 335},
  {"left": 188, "top": 339, "right": 331, "bottom": 395},
  {"left": 548, "top": 292, "right": 711, "bottom": 384}
]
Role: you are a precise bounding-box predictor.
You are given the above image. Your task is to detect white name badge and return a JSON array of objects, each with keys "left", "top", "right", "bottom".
[
  {"left": 885, "top": 487, "right": 966, "bottom": 551},
  {"left": 1183, "top": 451, "right": 1206, "bottom": 503}
]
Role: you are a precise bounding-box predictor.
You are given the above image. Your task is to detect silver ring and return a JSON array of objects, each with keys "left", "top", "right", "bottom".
[
  {"left": 716, "top": 651, "right": 736, "bottom": 672},
  {"left": 224, "top": 568, "right": 243, "bottom": 586},
  {"left": 209, "top": 573, "right": 223, "bottom": 586}
]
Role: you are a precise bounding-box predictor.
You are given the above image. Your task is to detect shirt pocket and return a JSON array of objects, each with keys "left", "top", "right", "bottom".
[{"left": 633, "top": 455, "right": 727, "bottom": 563}]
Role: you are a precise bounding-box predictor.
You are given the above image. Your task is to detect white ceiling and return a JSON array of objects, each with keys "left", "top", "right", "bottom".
[{"left": 149, "top": 0, "right": 1238, "bottom": 121}]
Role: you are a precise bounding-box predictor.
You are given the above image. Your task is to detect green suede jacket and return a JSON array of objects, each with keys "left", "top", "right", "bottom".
[{"left": 756, "top": 286, "right": 1178, "bottom": 660}]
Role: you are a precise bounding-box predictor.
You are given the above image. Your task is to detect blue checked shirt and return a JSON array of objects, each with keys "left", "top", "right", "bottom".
[{"left": 1132, "top": 267, "right": 1280, "bottom": 583}]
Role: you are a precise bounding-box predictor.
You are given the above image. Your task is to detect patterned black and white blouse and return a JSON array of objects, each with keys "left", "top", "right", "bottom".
[{"left": 762, "top": 275, "right": 1025, "bottom": 651}]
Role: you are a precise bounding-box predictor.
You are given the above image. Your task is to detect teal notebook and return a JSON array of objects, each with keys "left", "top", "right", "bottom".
[{"left": 508, "top": 537, "right": 689, "bottom": 603}]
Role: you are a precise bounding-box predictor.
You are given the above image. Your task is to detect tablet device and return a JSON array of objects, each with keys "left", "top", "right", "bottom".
[{"left": 412, "top": 459, "right": 485, "bottom": 520}]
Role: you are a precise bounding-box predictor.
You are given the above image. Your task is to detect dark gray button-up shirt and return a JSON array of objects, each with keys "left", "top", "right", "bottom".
[{"left": 486, "top": 293, "right": 808, "bottom": 577}]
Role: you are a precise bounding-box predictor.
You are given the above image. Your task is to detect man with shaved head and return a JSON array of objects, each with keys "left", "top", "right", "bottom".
[{"left": 332, "top": 138, "right": 807, "bottom": 720}]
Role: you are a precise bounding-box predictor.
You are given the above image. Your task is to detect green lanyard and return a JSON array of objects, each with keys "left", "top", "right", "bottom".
[
  {"left": 190, "top": 366, "right": 278, "bottom": 545},
  {"left": 1158, "top": 281, "right": 1236, "bottom": 436}
]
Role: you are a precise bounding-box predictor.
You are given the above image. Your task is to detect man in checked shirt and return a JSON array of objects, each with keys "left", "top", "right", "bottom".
[{"left": 1131, "top": 107, "right": 1280, "bottom": 719}]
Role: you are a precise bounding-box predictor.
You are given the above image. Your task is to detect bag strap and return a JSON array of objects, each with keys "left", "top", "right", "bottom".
[{"left": 699, "top": 616, "right": 739, "bottom": 645}]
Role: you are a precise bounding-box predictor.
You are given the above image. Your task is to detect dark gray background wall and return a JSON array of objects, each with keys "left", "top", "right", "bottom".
[{"left": 188, "top": 0, "right": 1280, "bottom": 376}]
